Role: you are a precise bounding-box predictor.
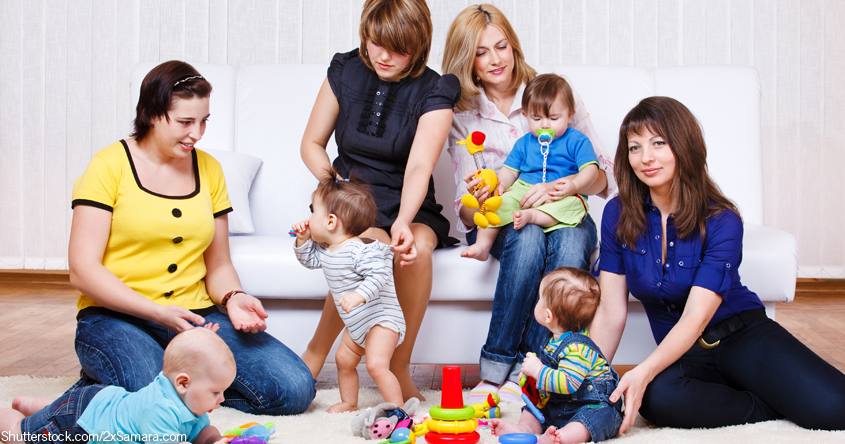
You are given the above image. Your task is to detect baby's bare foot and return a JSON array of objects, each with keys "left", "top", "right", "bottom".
[
  {"left": 489, "top": 418, "right": 534, "bottom": 436},
  {"left": 538, "top": 426, "right": 557, "bottom": 444},
  {"left": 327, "top": 401, "right": 357, "bottom": 413},
  {"left": 514, "top": 209, "right": 544, "bottom": 230},
  {"left": 12, "top": 396, "right": 51, "bottom": 416},
  {"left": 460, "top": 244, "right": 490, "bottom": 262}
]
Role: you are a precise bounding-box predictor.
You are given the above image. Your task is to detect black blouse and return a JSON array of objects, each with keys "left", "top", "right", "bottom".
[{"left": 327, "top": 49, "right": 460, "bottom": 247}]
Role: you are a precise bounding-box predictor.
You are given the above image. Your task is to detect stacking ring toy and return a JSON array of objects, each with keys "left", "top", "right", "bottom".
[
  {"left": 521, "top": 394, "right": 545, "bottom": 423},
  {"left": 423, "top": 431, "right": 480, "bottom": 444},
  {"left": 428, "top": 405, "right": 475, "bottom": 421},
  {"left": 425, "top": 418, "right": 478, "bottom": 434},
  {"left": 498, "top": 433, "right": 538, "bottom": 444}
]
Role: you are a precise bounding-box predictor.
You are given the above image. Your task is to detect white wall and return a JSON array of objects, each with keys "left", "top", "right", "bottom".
[{"left": 1, "top": 0, "right": 843, "bottom": 278}]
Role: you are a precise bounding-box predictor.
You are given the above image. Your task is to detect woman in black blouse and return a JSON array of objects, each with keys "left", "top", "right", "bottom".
[{"left": 299, "top": 0, "right": 460, "bottom": 401}]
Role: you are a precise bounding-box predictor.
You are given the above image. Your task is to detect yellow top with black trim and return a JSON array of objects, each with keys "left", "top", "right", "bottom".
[{"left": 71, "top": 140, "right": 233, "bottom": 311}]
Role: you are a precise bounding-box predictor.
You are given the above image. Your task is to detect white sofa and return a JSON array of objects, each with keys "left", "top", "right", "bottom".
[{"left": 131, "top": 62, "right": 798, "bottom": 365}]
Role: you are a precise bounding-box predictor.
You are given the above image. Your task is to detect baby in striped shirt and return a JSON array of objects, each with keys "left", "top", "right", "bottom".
[
  {"left": 490, "top": 267, "right": 623, "bottom": 444},
  {"left": 292, "top": 169, "right": 406, "bottom": 414}
]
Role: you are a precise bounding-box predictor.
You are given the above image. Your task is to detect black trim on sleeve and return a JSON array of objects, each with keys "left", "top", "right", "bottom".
[
  {"left": 71, "top": 199, "right": 114, "bottom": 212},
  {"left": 214, "top": 207, "right": 234, "bottom": 218}
]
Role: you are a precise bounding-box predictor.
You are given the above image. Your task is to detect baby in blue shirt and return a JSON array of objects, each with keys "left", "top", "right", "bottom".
[
  {"left": 1, "top": 327, "right": 235, "bottom": 444},
  {"left": 462, "top": 74, "right": 600, "bottom": 261}
]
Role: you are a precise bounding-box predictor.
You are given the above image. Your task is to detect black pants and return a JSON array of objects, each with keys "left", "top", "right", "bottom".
[{"left": 640, "top": 317, "right": 845, "bottom": 430}]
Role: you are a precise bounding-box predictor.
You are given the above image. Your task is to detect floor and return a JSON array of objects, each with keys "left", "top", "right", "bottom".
[{"left": 1, "top": 272, "right": 844, "bottom": 390}]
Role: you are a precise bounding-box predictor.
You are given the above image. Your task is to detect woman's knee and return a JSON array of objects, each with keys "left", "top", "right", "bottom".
[
  {"left": 75, "top": 318, "right": 163, "bottom": 390},
  {"left": 501, "top": 224, "right": 547, "bottom": 260},
  {"left": 639, "top": 366, "right": 687, "bottom": 425}
]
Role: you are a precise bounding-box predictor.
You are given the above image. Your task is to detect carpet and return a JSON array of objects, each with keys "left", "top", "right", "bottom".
[{"left": 2, "top": 376, "right": 843, "bottom": 444}]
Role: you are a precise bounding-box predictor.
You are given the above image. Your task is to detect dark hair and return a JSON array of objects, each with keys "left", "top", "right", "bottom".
[
  {"left": 314, "top": 167, "right": 377, "bottom": 237},
  {"left": 131, "top": 60, "right": 212, "bottom": 142},
  {"left": 359, "top": 0, "right": 432, "bottom": 79},
  {"left": 540, "top": 267, "right": 601, "bottom": 333},
  {"left": 522, "top": 74, "right": 575, "bottom": 118},
  {"left": 614, "top": 96, "right": 739, "bottom": 247}
]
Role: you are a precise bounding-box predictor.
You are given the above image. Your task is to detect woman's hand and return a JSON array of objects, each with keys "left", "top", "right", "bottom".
[
  {"left": 519, "top": 182, "right": 557, "bottom": 208},
  {"left": 610, "top": 365, "right": 653, "bottom": 434},
  {"left": 390, "top": 221, "right": 417, "bottom": 268},
  {"left": 463, "top": 170, "right": 491, "bottom": 206},
  {"left": 153, "top": 305, "right": 208, "bottom": 334},
  {"left": 225, "top": 292, "right": 269, "bottom": 333}
]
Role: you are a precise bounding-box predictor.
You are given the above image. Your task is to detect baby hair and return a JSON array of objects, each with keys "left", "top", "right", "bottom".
[
  {"left": 359, "top": 0, "right": 432, "bottom": 79},
  {"left": 315, "top": 167, "right": 378, "bottom": 237},
  {"left": 163, "top": 328, "right": 235, "bottom": 377},
  {"left": 522, "top": 73, "right": 575, "bottom": 119},
  {"left": 540, "top": 267, "right": 601, "bottom": 333}
]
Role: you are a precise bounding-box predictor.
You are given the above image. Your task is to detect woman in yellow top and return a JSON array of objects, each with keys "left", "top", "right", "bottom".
[{"left": 68, "top": 60, "right": 314, "bottom": 415}]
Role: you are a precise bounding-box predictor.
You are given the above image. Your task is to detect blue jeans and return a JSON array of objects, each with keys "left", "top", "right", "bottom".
[
  {"left": 467, "top": 215, "right": 597, "bottom": 384},
  {"left": 19, "top": 385, "right": 104, "bottom": 444},
  {"left": 74, "top": 309, "right": 315, "bottom": 415},
  {"left": 641, "top": 317, "right": 845, "bottom": 430}
]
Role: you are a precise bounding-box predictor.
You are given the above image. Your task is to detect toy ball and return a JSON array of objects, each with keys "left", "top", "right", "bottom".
[
  {"left": 498, "top": 433, "right": 538, "bottom": 444},
  {"left": 391, "top": 428, "right": 414, "bottom": 443}
]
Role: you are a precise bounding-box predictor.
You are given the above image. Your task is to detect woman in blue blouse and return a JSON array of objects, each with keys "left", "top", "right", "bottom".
[{"left": 592, "top": 97, "right": 845, "bottom": 433}]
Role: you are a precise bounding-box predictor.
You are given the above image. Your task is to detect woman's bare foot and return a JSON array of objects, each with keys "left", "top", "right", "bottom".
[
  {"left": 327, "top": 401, "right": 357, "bottom": 413},
  {"left": 489, "top": 418, "right": 539, "bottom": 436},
  {"left": 12, "top": 396, "right": 51, "bottom": 416},
  {"left": 393, "top": 368, "right": 425, "bottom": 402},
  {"left": 460, "top": 243, "right": 491, "bottom": 261}
]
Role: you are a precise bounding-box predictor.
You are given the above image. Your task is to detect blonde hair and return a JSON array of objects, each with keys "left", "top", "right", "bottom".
[
  {"left": 359, "top": 0, "right": 432, "bottom": 79},
  {"left": 163, "top": 328, "right": 236, "bottom": 377},
  {"left": 442, "top": 4, "right": 536, "bottom": 112}
]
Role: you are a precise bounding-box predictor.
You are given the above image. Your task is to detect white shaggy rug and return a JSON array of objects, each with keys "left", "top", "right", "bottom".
[{"left": 2, "top": 376, "right": 843, "bottom": 444}]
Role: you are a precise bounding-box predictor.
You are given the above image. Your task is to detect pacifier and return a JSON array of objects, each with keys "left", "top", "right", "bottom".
[{"left": 537, "top": 128, "right": 555, "bottom": 143}]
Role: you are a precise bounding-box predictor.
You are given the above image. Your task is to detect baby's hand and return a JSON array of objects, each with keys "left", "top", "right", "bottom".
[
  {"left": 291, "top": 220, "right": 311, "bottom": 240},
  {"left": 521, "top": 352, "right": 543, "bottom": 379},
  {"left": 339, "top": 292, "right": 366, "bottom": 314},
  {"left": 552, "top": 179, "right": 577, "bottom": 199}
]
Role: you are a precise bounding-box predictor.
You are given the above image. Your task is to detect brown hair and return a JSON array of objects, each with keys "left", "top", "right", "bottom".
[
  {"left": 614, "top": 96, "right": 739, "bottom": 247},
  {"left": 540, "top": 267, "right": 600, "bottom": 333},
  {"left": 442, "top": 4, "right": 536, "bottom": 112},
  {"left": 522, "top": 74, "right": 575, "bottom": 118},
  {"left": 163, "top": 328, "right": 235, "bottom": 377},
  {"left": 359, "top": 0, "right": 432, "bottom": 79},
  {"left": 314, "top": 167, "right": 378, "bottom": 237},
  {"left": 132, "top": 61, "right": 212, "bottom": 142}
]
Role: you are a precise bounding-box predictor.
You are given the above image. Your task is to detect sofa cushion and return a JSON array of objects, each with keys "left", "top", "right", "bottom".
[{"left": 204, "top": 149, "right": 263, "bottom": 234}]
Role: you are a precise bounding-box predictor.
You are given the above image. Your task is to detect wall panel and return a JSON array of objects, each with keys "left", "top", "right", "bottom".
[{"left": 0, "top": 0, "right": 842, "bottom": 277}]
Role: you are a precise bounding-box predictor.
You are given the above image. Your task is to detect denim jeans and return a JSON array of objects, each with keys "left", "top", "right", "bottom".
[
  {"left": 640, "top": 317, "right": 845, "bottom": 430},
  {"left": 19, "top": 385, "right": 104, "bottom": 444},
  {"left": 467, "top": 215, "right": 597, "bottom": 384},
  {"left": 74, "top": 309, "right": 315, "bottom": 415}
]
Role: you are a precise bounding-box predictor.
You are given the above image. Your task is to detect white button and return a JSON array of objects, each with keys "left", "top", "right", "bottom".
[
  {"left": 655, "top": 235, "right": 660, "bottom": 240},
  {"left": 665, "top": 264, "right": 670, "bottom": 268},
  {"left": 622, "top": 244, "right": 627, "bottom": 248},
  {"left": 656, "top": 260, "right": 661, "bottom": 264},
  {"left": 641, "top": 249, "right": 646, "bottom": 253},
  {"left": 679, "top": 261, "right": 684, "bottom": 266},
  {"left": 726, "top": 263, "right": 731, "bottom": 268},
  {"left": 657, "top": 282, "right": 661, "bottom": 287},
  {"left": 669, "top": 242, "right": 674, "bottom": 247}
]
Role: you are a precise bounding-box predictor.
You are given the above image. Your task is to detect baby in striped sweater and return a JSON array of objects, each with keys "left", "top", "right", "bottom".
[
  {"left": 490, "top": 267, "right": 623, "bottom": 444},
  {"left": 292, "top": 170, "right": 406, "bottom": 414}
]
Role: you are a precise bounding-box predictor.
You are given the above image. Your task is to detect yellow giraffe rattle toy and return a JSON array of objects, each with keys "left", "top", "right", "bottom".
[{"left": 458, "top": 131, "right": 502, "bottom": 229}]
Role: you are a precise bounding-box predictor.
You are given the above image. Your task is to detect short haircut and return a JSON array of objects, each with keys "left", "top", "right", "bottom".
[
  {"left": 442, "top": 4, "right": 536, "bottom": 112},
  {"left": 540, "top": 267, "right": 601, "bottom": 333},
  {"left": 359, "top": 0, "right": 432, "bottom": 79},
  {"left": 131, "top": 60, "right": 212, "bottom": 142},
  {"left": 314, "top": 167, "right": 378, "bottom": 237},
  {"left": 522, "top": 74, "right": 575, "bottom": 118},
  {"left": 163, "top": 328, "right": 235, "bottom": 377}
]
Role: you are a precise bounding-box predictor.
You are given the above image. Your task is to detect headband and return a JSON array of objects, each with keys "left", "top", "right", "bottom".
[{"left": 173, "top": 75, "right": 204, "bottom": 87}]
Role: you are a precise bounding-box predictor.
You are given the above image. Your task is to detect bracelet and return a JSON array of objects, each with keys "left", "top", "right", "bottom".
[{"left": 221, "top": 290, "right": 245, "bottom": 307}]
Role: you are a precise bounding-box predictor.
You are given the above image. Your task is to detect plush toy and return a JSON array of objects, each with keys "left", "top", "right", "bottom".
[
  {"left": 458, "top": 131, "right": 502, "bottom": 229},
  {"left": 471, "top": 392, "right": 501, "bottom": 419},
  {"left": 223, "top": 422, "right": 276, "bottom": 444},
  {"left": 350, "top": 397, "right": 421, "bottom": 440}
]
